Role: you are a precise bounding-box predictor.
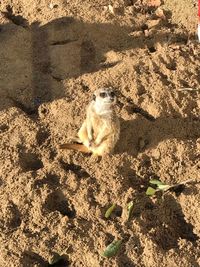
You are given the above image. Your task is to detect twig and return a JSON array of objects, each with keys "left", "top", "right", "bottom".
[
  {"left": 163, "top": 178, "right": 198, "bottom": 194},
  {"left": 177, "top": 87, "right": 200, "bottom": 92},
  {"left": 171, "top": 178, "right": 197, "bottom": 187}
]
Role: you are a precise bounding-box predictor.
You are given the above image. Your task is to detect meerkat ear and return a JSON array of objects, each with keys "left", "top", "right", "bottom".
[{"left": 93, "top": 94, "right": 96, "bottom": 101}]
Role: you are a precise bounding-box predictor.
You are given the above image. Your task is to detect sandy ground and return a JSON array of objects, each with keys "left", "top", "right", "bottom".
[{"left": 0, "top": 0, "right": 200, "bottom": 266}]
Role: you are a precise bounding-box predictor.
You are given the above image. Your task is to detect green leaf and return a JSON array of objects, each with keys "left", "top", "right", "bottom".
[
  {"left": 146, "top": 187, "right": 156, "bottom": 196},
  {"left": 127, "top": 201, "right": 134, "bottom": 220},
  {"left": 157, "top": 184, "right": 170, "bottom": 191},
  {"left": 149, "top": 179, "right": 165, "bottom": 186},
  {"left": 102, "top": 240, "right": 122, "bottom": 258},
  {"left": 105, "top": 204, "right": 116, "bottom": 219}
]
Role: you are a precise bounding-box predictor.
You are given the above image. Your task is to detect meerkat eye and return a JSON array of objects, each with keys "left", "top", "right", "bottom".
[
  {"left": 110, "top": 91, "right": 115, "bottom": 98},
  {"left": 100, "top": 92, "right": 107, "bottom": 98}
]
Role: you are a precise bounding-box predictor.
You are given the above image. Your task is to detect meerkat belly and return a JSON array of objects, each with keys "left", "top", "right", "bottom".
[
  {"left": 105, "top": 119, "right": 120, "bottom": 143},
  {"left": 91, "top": 115, "right": 105, "bottom": 139},
  {"left": 92, "top": 115, "right": 120, "bottom": 151}
]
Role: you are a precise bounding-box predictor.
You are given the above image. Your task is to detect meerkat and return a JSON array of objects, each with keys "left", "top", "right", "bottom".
[{"left": 59, "top": 87, "right": 120, "bottom": 156}]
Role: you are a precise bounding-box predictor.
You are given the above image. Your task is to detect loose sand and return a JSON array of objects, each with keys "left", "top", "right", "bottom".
[{"left": 0, "top": 0, "right": 200, "bottom": 266}]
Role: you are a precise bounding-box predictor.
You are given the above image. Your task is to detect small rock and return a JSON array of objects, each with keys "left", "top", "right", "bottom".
[
  {"left": 169, "top": 44, "right": 180, "bottom": 50},
  {"left": 146, "top": 19, "right": 160, "bottom": 29},
  {"left": 129, "top": 31, "right": 142, "bottom": 37},
  {"left": 126, "top": 6, "right": 135, "bottom": 15},
  {"left": 144, "top": 29, "right": 150, "bottom": 37},
  {"left": 49, "top": 3, "right": 58, "bottom": 9},
  {"left": 49, "top": 3, "right": 54, "bottom": 9},
  {"left": 103, "top": 6, "right": 108, "bottom": 11},
  {"left": 108, "top": 4, "right": 114, "bottom": 14},
  {"left": 108, "top": 4, "right": 124, "bottom": 15},
  {"left": 151, "top": 149, "right": 160, "bottom": 159}
]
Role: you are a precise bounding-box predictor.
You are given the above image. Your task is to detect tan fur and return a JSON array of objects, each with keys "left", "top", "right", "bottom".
[{"left": 60, "top": 88, "right": 120, "bottom": 156}]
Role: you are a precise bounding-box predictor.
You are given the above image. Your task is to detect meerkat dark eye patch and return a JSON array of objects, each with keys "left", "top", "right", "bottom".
[
  {"left": 110, "top": 91, "right": 115, "bottom": 98},
  {"left": 93, "top": 94, "right": 96, "bottom": 100},
  {"left": 100, "top": 92, "right": 107, "bottom": 98}
]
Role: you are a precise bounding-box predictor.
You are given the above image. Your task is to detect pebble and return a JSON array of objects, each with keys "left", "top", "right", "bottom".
[
  {"left": 49, "top": 3, "right": 58, "bottom": 9},
  {"left": 146, "top": 19, "right": 160, "bottom": 29}
]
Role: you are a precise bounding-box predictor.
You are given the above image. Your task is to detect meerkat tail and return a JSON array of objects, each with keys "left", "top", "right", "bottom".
[{"left": 59, "top": 143, "right": 91, "bottom": 153}]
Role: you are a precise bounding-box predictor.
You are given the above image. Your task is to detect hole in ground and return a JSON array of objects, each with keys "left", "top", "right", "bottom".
[
  {"left": 3, "top": 201, "right": 22, "bottom": 230},
  {"left": 105, "top": 233, "right": 115, "bottom": 246},
  {"left": 9, "top": 96, "right": 38, "bottom": 116},
  {"left": 19, "top": 151, "right": 43, "bottom": 172},
  {"left": 21, "top": 251, "right": 48, "bottom": 267},
  {"left": 60, "top": 160, "right": 90, "bottom": 179},
  {"left": 45, "top": 190, "right": 76, "bottom": 218},
  {"left": 48, "top": 255, "right": 70, "bottom": 267},
  {"left": 34, "top": 173, "right": 60, "bottom": 189},
  {"left": 36, "top": 129, "right": 50, "bottom": 146},
  {"left": 148, "top": 46, "right": 156, "bottom": 53},
  {"left": 114, "top": 206, "right": 123, "bottom": 217},
  {"left": 10, "top": 203, "right": 21, "bottom": 229},
  {"left": 166, "top": 62, "right": 177, "bottom": 71},
  {"left": 0, "top": 124, "right": 9, "bottom": 133},
  {"left": 3, "top": 5, "right": 28, "bottom": 27},
  {"left": 141, "top": 24, "right": 148, "bottom": 32}
]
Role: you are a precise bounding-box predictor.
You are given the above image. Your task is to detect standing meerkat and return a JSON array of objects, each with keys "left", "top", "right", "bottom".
[{"left": 59, "top": 87, "right": 120, "bottom": 156}]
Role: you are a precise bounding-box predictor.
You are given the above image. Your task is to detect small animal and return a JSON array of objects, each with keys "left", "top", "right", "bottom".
[{"left": 59, "top": 87, "right": 120, "bottom": 156}]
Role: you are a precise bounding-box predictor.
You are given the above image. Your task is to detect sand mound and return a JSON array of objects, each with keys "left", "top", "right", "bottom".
[{"left": 0, "top": 0, "right": 200, "bottom": 266}]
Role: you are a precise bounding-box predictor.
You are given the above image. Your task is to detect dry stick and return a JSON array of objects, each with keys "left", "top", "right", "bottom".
[
  {"left": 177, "top": 88, "right": 200, "bottom": 92},
  {"left": 170, "top": 178, "right": 197, "bottom": 187},
  {"left": 162, "top": 178, "right": 198, "bottom": 194}
]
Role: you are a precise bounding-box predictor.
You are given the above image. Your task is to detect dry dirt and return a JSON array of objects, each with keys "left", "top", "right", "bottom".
[{"left": 0, "top": 0, "right": 200, "bottom": 266}]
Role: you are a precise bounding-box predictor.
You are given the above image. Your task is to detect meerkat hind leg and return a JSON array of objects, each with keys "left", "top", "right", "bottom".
[
  {"left": 78, "top": 121, "right": 91, "bottom": 147},
  {"left": 91, "top": 142, "right": 113, "bottom": 156}
]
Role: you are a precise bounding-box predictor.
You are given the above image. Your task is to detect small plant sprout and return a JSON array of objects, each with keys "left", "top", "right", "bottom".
[
  {"left": 105, "top": 204, "right": 116, "bottom": 219},
  {"left": 146, "top": 186, "right": 157, "bottom": 196},
  {"left": 127, "top": 201, "right": 134, "bottom": 220},
  {"left": 102, "top": 240, "right": 122, "bottom": 258},
  {"left": 146, "top": 178, "right": 195, "bottom": 196},
  {"left": 149, "top": 179, "right": 170, "bottom": 191}
]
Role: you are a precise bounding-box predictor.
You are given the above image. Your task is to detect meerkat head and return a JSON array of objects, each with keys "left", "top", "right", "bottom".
[
  {"left": 92, "top": 87, "right": 117, "bottom": 114},
  {"left": 93, "top": 87, "right": 117, "bottom": 105}
]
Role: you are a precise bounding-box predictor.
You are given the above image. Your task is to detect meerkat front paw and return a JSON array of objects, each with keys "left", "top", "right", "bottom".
[
  {"left": 88, "top": 139, "right": 94, "bottom": 147},
  {"left": 88, "top": 140, "right": 98, "bottom": 148},
  {"left": 84, "top": 139, "right": 94, "bottom": 148}
]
